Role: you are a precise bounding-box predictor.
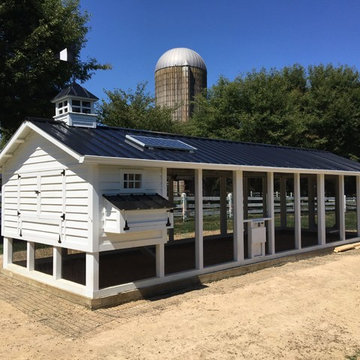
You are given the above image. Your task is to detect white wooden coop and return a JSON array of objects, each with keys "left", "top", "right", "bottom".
[{"left": 1, "top": 83, "right": 360, "bottom": 307}]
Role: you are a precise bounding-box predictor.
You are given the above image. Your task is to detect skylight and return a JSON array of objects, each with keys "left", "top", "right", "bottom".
[{"left": 126, "top": 135, "right": 197, "bottom": 151}]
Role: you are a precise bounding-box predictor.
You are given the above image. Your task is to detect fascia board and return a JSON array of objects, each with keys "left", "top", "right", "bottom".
[
  {"left": 82, "top": 155, "right": 360, "bottom": 176},
  {"left": 52, "top": 95, "right": 97, "bottom": 103},
  {"left": 26, "top": 122, "right": 84, "bottom": 162},
  {"left": 0, "top": 121, "right": 84, "bottom": 165},
  {"left": 0, "top": 122, "right": 29, "bottom": 165}
]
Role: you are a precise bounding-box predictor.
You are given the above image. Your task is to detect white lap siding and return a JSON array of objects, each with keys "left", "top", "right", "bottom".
[
  {"left": 2, "top": 132, "right": 91, "bottom": 252},
  {"left": 98, "top": 165, "right": 167, "bottom": 251}
]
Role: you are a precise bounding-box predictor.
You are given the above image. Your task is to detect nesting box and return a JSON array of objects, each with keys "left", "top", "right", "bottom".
[{"left": 103, "top": 193, "right": 174, "bottom": 235}]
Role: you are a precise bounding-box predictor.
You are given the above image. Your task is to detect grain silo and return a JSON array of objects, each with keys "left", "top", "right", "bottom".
[{"left": 155, "top": 48, "right": 207, "bottom": 122}]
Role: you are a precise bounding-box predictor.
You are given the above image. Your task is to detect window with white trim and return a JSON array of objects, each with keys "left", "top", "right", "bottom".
[
  {"left": 71, "top": 100, "right": 92, "bottom": 114},
  {"left": 57, "top": 100, "right": 68, "bottom": 115},
  {"left": 124, "top": 173, "right": 142, "bottom": 189}
]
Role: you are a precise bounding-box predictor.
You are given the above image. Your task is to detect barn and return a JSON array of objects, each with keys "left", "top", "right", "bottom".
[{"left": 1, "top": 83, "right": 360, "bottom": 307}]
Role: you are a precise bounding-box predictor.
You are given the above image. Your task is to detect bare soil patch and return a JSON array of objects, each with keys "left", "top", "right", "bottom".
[{"left": 1, "top": 250, "right": 360, "bottom": 359}]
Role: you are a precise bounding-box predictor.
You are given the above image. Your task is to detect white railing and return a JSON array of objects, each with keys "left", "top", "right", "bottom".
[{"left": 174, "top": 193, "right": 356, "bottom": 221}]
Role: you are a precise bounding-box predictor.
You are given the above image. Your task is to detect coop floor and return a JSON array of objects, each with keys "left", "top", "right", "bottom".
[{"left": 21, "top": 228, "right": 358, "bottom": 290}]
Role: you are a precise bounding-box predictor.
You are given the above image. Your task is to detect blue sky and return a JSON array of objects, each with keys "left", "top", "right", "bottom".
[{"left": 80, "top": 0, "right": 360, "bottom": 100}]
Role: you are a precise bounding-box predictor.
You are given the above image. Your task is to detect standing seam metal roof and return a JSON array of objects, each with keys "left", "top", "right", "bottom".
[{"left": 30, "top": 119, "right": 360, "bottom": 172}]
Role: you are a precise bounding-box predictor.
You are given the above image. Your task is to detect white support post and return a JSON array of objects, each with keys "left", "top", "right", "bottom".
[
  {"left": 53, "top": 247, "right": 62, "bottom": 280},
  {"left": 243, "top": 176, "right": 248, "bottom": 219},
  {"left": 308, "top": 177, "right": 316, "bottom": 230},
  {"left": 294, "top": 173, "right": 301, "bottom": 249},
  {"left": 88, "top": 164, "right": 100, "bottom": 253},
  {"left": 262, "top": 176, "right": 267, "bottom": 217},
  {"left": 3, "top": 237, "right": 13, "bottom": 268},
  {"left": 338, "top": 175, "right": 345, "bottom": 241},
  {"left": 220, "top": 176, "right": 227, "bottom": 236},
  {"left": 357, "top": 176, "right": 360, "bottom": 237},
  {"left": 156, "top": 243, "right": 165, "bottom": 278},
  {"left": 317, "top": 174, "right": 326, "bottom": 245},
  {"left": 335, "top": 177, "right": 340, "bottom": 228},
  {"left": 280, "top": 177, "right": 287, "bottom": 228},
  {"left": 86, "top": 252, "right": 99, "bottom": 295},
  {"left": 267, "top": 172, "right": 275, "bottom": 255},
  {"left": 161, "top": 167, "right": 167, "bottom": 198},
  {"left": 195, "top": 169, "right": 203, "bottom": 270},
  {"left": 27, "top": 242, "right": 35, "bottom": 271},
  {"left": 233, "top": 170, "right": 244, "bottom": 262},
  {"left": 168, "top": 176, "right": 174, "bottom": 242}
]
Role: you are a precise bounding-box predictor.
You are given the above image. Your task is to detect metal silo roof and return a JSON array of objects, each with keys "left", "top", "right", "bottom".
[{"left": 155, "top": 48, "right": 207, "bottom": 72}]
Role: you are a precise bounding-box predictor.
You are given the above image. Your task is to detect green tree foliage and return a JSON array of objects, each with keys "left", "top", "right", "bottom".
[
  {"left": 187, "top": 64, "right": 360, "bottom": 160},
  {"left": 0, "top": 0, "right": 109, "bottom": 143},
  {"left": 99, "top": 82, "right": 180, "bottom": 133}
]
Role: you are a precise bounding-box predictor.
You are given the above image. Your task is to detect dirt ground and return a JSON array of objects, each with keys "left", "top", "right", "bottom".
[{"left": 0, "top": 250, "right": 360, "bottom": 360}]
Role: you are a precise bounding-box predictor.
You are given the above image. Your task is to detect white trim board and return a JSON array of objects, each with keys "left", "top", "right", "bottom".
[{"left": 0, "top": 121, "right": 83, "bottom": 166}]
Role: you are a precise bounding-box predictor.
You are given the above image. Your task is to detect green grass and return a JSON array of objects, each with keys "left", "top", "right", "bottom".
[{"left": 174, "top": 210, "right": 358, "bottom": 239}]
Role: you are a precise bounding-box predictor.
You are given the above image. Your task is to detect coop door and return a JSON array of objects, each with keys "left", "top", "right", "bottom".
[
  {"left": 18, "top": 173, "right": 39, "bottom": 217},
  {"left": 17, "top": 170, "right": 65, "bottom": 241},
  {"left": 39, "top": 172, "right": 64, "bottom": 218},
  {"left": 18, "top": 171, "right": 64, "bottom": 218}
]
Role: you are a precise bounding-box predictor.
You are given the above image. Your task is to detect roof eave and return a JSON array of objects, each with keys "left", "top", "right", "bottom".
[
  {"left": 51, "top": 94, "right": 98, "bottom": 103},
  {"left": 0, "top": 121, "right": 84, "bottom": 167},
  {"left": 81, "top": 155, "right": 360, "bottom": 176}
]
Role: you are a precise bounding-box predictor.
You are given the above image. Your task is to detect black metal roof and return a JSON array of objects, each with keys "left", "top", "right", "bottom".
[
  {"left": 52, "top": 82, "right": 99, "bottom": 102},
  {"left": 104, "top": 193, "right": 174, "bottom": 211},
  {"left": 30, "top": 119, "right": 360, "bottom": 172}
]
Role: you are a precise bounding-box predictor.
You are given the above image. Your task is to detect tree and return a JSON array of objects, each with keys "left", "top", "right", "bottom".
[
  {"left": 99, "top": 82, "right": 180, "bottom": 133},
  {"left": 0, "top": 0, "right": 109, "bottom": 143},
  {"left": 303, "top": 65, "right": 360, "bottom": 160},
  {"left": 186, "top": 65, "right": 360, "bottom": 159}
]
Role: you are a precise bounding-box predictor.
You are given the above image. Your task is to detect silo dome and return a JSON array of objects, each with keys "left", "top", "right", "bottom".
[
  {"left": 155, "top": 47, "right": 207, "bottom": 122},
  {"left": 155, "top": 48, "right": 207, "bottom": 72}
]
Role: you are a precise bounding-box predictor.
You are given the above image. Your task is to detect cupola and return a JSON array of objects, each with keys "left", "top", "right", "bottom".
[{"left": 52, "top": 82, "right": 98, "bottom": 128}]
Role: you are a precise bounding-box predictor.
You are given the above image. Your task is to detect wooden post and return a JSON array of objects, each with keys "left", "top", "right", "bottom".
[
  {"left": 53, "top": 247, "right": 62, "bottom": 280},
  {"left": 3, "top": 237, "right": 13, "bottom": 268},
  {"left": 156, "top": 243, "right": 165, "bottom": 277},
  {"left": 317, "top": 174, "right": 326, "bottom": 245},
  {"left": 220, "top": 176, "right": 227, "bottom": 236},
  {"left": 267, "top": 172, "right": 275, "bottom": 255},
  {"left": 195, "top": 169, "right": 203, "bottom": 269},
  {"left": 86, "top": 252, "right": 99, "bottom": 295},
  {"left": 233, "top": 170, "right": 244, "bottom": 262},
  {"left": 27, "top": 242, "right": 35, "bottom": 271},
  {"left": 294, "top": 173, "right": 301, "bottom": 249},
  {"left": 338, "top": 175, "right": 345, "bottom": 241},
  {"left": 280, "top": 177, "right": 287, "bottom": 228}
]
